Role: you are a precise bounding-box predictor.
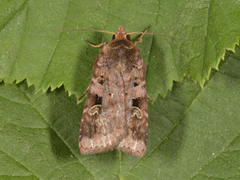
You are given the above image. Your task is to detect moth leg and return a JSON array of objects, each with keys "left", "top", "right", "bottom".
[
  {"left": 135, "top": 25, "right": 151, "bottom": 44},
  {"left": 78, "top": 86, "right": 90, "bottom": 101},
  {"left": 86, "top": 40, "right": 106, "bottom": 48},
  {"left": 147, "top": 94, "right": 156, "bottom": 102}
]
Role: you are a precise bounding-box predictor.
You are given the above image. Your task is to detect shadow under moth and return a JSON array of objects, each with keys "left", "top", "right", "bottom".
[{"left": 73, "top": 26, "right": 186, "bottom": 158}]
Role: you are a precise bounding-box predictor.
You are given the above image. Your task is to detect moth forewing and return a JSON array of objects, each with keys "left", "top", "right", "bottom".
[
  {"left": 116, "top": 56, "right": 148, "bottom": 158},
  {"left": 79, "top": 53, "right": 127, "bottom": 155}
]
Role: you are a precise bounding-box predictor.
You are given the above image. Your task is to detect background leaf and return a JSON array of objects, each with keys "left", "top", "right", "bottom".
[{"left": 1, "top": 0, "right": 240, "bottom": 179}]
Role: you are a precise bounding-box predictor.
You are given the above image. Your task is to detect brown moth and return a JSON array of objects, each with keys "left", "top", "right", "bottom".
[
  {"left": 79, "top": 26, "right": 150, "bottom": 158},
  {"left": 53, "top": 26, "right": 187, "bottom": 158}
]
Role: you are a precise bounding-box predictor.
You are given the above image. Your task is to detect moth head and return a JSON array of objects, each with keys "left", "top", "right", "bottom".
[{"left": 112, "top": 26, "right": 131, "bottom": 41}]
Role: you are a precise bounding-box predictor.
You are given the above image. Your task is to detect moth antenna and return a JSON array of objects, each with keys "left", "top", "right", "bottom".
[
  {"left": 127, "top": 32, "right": 189, "bottom": 39},
  {"left": 53, "top": 27, "right": 188, "bottom": 39},
  {"left": 53, "top": 28, "right": 115, "bottom": 35}
]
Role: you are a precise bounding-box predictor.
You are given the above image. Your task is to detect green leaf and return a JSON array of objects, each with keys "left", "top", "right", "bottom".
[
  {"left": 1, "top": 44, "right": 240, "bottom": 179},
  {"left": 0, "top": 0, "right": 239, "bottom": 97}
]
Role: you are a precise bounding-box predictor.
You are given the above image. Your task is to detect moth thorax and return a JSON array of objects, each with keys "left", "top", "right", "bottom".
[{"left": 117, "top": 61, "right": 127, "bottom": 73}]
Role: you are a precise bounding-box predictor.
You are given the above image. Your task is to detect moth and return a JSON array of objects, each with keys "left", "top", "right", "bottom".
[
  {"left": 78, "top": 26, "right": 151, "bottom": 158},
  {"left": 53, "top": 26, "right": 186, "bottom": 158}
]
